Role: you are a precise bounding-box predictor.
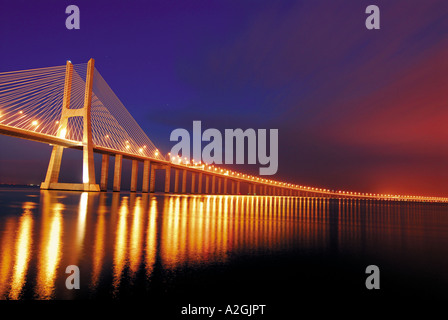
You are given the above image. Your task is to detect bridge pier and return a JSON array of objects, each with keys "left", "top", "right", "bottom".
[
  {"left": 218, "top": 178, "right": 222, "bottom": 194},
  {"left": 212, "top": 175, "right": 216, "bottom": 194},
  {"left": 142, "top": 160, "right": 150, "bottom": 193},
  {"left": 165, "top": 165, "right": 171, "bottom": 193},
  {"left": 231, "top": 181, "right": 235, "bottom": 194},
  {"left": 191, "top": 172, "right": 196, "bottom": 194},
  {"left": 198, "top": 172, "right": 203, "bottom": 193},
  {"left": 237, "top": 181, "right": 240, "bottom": 194},
  {"left": 223, "top": 178, "right": 227, "bottom": 194},
  {"left": 182, "top": 169, "right": 187, "bottom": 193},
  {"left": 100, "top": 154, "right": 109, "bottom": 191},
  {"left": 205, "top": 175, "right": 210, "bottom": 194},
  {"left": 174, "top": 169, "right": 179, "bottom": 193},
  {"left": 113, "top": 154, "right": 122, "bottom": 192},
  {"left": 149, "top": 164, "right": 156, "bottom": 192},
  {"left": 130, "top": 160, "right": 138, "bottom": 192}
]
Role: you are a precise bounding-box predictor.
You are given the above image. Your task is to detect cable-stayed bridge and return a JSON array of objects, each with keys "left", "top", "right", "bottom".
[{"left": 0, "top": 59, "right": 446, "bottom": 203}]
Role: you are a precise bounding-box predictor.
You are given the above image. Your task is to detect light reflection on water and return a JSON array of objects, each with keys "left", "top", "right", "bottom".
[{"left": 0, "top": 189, "right": 448, "bottom": 300}]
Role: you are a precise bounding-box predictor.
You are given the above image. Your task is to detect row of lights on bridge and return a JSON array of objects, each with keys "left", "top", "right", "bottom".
[
  {"left": 152, "top": 151, "right": 447, "bottom": 202},
  {"left": 7, "top": 112, "right": 447, "bottom": 202}
]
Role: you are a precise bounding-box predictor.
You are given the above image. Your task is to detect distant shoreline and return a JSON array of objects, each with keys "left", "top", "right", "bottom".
[{"left": 0, "top": 184, "right": 40, "bottom": 188}]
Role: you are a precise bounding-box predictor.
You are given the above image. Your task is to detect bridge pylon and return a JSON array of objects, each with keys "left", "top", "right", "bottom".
[{"left": 40, "top": 59, "right": 100, "bottom": 192}]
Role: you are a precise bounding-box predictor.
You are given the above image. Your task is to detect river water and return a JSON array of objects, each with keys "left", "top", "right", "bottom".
[{"left": 1, "top": 188, "right": 447, "bottom": 314}]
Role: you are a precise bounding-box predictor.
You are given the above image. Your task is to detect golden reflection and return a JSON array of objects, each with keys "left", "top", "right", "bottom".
[
  {"left": 2, "top": 191, "right": 444, "bottom": 300},
  {"left": 91, "top": 193, "right": 107, "bottom": 290},
  {"left": 113, "top": 196, "right": 129, "bottom": 293},
  {"left": 179, "top": 196, "right": 188, "bottom": 264},
  {"left": 0, "top": 219, "right": 17, "bottom": 298},
  {"left": 76, "top": 193, "right": 88, "bottom": 255},
  {"left": 145, "top": 196, "right": 158, "bottom": 278},
  {"left": 129, "top": 196, "right": 144, "bottom": 275},
  {"left": 36, "top": 192, "right": 63, "bottom": 299},
  {"left": 9, "top": 202, "right": 35, "bottom": 299}
]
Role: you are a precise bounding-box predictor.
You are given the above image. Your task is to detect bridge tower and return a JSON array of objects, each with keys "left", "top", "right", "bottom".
[{"left": 41, "top": 59, "right": 100, "bottom": 192}]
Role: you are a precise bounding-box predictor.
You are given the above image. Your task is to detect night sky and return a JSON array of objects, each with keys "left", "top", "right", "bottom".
[{"left": 1, "top": 0, "right": 447, "bottom": 196}]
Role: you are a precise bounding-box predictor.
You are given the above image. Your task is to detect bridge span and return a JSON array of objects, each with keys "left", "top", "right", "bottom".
[{"left": 0, "top": 59, "right": 446, "bottom": 203}]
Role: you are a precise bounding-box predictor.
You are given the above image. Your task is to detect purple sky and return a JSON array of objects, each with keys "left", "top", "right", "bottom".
[{"left": 1, "top": 0, "right": 448, "bottom": 195}]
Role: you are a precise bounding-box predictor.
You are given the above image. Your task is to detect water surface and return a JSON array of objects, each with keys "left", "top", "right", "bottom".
[{"left": 1, "top": 188, "right": 447, "bottom": 312}]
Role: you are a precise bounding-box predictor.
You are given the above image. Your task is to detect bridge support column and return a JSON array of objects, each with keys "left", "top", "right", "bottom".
[
  {"left": 205, "top": 175, "right": 209, "bottom": 194},
  {"left": 130, "top": 160, "right": 138, "bottom": 192},
  {"left": 81, "top": 59, "right": 98, "bottom": 191},
  {"left": 253, "top": 184, "right": 257, "bottom": 195},
  {"left": 182, "top": 169, "right": 187, "bottom": 193},
  {"left": 174, "top": 169, "right": 179, "bottom": 193},
  {"left": 150, "top": 165, "right": 156, "bottom": 193},
  {"left": 41, "top": 146, "right": 64, "bottom": 189},
  {"left": 41, "top": 59, "right": 99, "bottom": 192},
  {"left": 248, "top": 184, "right": 252, "bottom": 195},
  {"left": 218, "top": 178, "right": 222, "bottom": 194},
  {"left": 223, "top": 178, "right": 227, "bottom": 194},
  {"left": 198, "top": 173, "right": 203, "bottom": 193},
  {"left": 191, "top": 172, "right": 196, "bottom": 193},
  {"left": 164, "top": 166, "right": 171, "bottom": 193},
  {"left": 237, "top": 181, "right": 240, "bottom": 194},
  {"left": 142, "top": 160, "right": 150, "bottom": 193},
  {"left": 100, "top": 155, "right": 109, "bottom": 191},
  {"left": 231, "top": 181, "right": 235, "bottom": 194},
  {"left": 212, "top": 175, "right": 216, "bottom": 194},
  {"left": 113, "top": 154, "right": 122, "bottom": 192}
]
